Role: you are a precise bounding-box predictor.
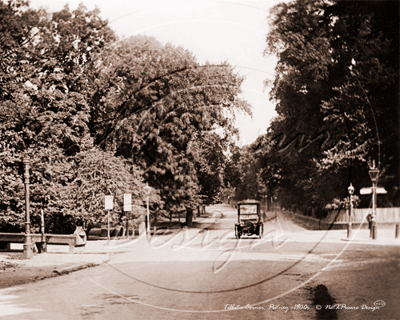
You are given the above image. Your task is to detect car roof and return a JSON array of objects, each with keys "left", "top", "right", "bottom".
[{"left": 238, "top": 199, "right": 260, "bottom": 205}]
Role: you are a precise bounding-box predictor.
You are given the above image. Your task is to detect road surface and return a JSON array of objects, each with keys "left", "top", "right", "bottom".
[{"left": 1, "top": 204, "right": 399, "bottom": 319}]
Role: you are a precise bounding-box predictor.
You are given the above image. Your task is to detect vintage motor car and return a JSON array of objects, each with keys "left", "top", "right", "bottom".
[{"left": 235, "top": 200, "right": 263, "bottom": 239}]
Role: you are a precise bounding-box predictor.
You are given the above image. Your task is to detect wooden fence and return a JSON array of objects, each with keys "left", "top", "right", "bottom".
[
  {"left": 327, "top": 207, "right": 400, "bottom": 223},
  {"left": 226, "top": 199, "right": 400, "bottom": 223}
]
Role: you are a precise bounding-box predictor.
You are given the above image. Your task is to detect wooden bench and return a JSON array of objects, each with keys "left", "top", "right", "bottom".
[{"left": 0, "top": 228, "right": 86, "bottom": 254}]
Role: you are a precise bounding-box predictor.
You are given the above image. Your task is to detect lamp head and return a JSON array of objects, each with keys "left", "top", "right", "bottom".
[
  {"left": 143, "top": 184, "right": 152, "bottom": 195},
  {"left": 348, "top": 183, "right": 355, "bottom": 195},
  {"left": 368, "top": 167, "right": 379, "bottom": 182}
]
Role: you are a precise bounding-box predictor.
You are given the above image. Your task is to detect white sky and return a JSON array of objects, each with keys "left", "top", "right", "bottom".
[{"left": 30, "top": 0, "right": 287, "bottom": 146}]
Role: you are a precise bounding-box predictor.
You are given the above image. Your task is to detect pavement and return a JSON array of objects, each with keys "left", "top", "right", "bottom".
[
  {"left": 0, "top": 211, "right": 217, "bottom": 289},
  {"left": 0, "top": 205, "right": 398, "bottom": 289},
  {"left": 0, "top": 241, "right": 110, "bottom": 289}
]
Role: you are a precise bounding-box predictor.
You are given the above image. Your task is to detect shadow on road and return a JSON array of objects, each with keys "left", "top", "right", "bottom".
[{"left": 309, "top": 284, "right": 338, "bottom": 320}]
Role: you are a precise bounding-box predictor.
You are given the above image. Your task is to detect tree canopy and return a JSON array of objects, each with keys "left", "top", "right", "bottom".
[
  {"left": 0, "top": 1, "right": 144, "bottom": 232},
  {"left": 256, "top": 0, "right": 399, "bottom": 211},
  {"left": 0, "top": 1, "right": 251, "bottom": 231},
  {"left": 86, "top": 35, "right": 250, "bottom": 219}
]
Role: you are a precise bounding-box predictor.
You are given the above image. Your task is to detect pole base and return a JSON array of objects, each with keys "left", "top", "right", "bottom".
[
  {"left": 38, "top": 242, "right": 47, "bottom": 253},
  {"left": 23, "top": 244, "right": 34, "bottom": 259},
  {"left": 372, "top": 225, "right": 377, "bottom": 240},
  {"left": 347, "top": 224, "right": 352, "bottom": 239}
]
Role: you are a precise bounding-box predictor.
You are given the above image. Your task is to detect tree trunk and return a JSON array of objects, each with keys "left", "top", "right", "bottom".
[
  {"left": 153, "top": 214, "right": 157, "bottom": 233},
  {"left": 186, "top": 207, "right": 193, "bottom": 227},
  {"left": 125, "top": 219, "right": 129, "bottom": 238},
  {"left": 267, "top": 196, "right": 272, "bottom": 211},
  {"left": 52, "top": 213, "right": 59, "bottom": 234},
  {"left": 85, "top": 221, "right": 92, "bottom": 240}
]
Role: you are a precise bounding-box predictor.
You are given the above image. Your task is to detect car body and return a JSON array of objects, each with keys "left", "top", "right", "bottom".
[{"left": 235, "top": 199, "right": 263, "bottom": 239}]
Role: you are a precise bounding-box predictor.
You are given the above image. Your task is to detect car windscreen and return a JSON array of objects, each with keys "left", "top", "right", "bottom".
[
  {"left": 239, "top": 204, "right": 258, "bottom": 219},
  {"left": 240, "top": 214, "right": 258, "bottom": 220}
]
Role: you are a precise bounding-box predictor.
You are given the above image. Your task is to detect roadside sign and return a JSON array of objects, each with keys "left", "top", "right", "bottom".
[
  {"left": 360, "top": 187, "right": 387, "bottom": 195},
  {"left": 376, "top": 187, "right": 387, "bottom": 194},
  {"left": 105, "top": 196, "right": 113, "bottom": 210},
  {"left": 124, "top": 194, "right": 132, "bottom": 211},
  {"left": 360, "top": 188, "right": 372, "bottom": 195}
]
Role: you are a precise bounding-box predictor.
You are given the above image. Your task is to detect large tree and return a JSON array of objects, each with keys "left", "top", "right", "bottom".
[
  {"left": 259, "top": 0, "right": 399, "bottom": 211},
  {"left": 0, "top": 2, "right": 251, "bottom": 231},
  {"left": 88, "top": 35, "right": 251, "bottom": 220},
  {"left": 0, "top": 1, "right": 144, "bottom": 233},
  {"left": 191, "top": 132, "right": 227, "bottom": 206}
]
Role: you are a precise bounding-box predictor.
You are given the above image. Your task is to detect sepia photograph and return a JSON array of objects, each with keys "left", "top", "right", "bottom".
[{"left": 0, "top": 0, "right": 399, "bottom": 319}]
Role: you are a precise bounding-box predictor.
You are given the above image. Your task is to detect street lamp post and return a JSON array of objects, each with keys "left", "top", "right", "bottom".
[
  {"left": 143, "top": 185, "right": 152, "bottom": 235},
  {"left": 347, "top": 183, "right": 355, "bottom": 239},
  {"left": 368, "top": 160, "right": 379, "bottom": 240},
  {"left": 23, "top": 157, "right": 34, "bottom": 259}
]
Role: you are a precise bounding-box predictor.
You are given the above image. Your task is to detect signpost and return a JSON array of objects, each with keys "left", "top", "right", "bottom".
[
  {"left": 143, "top": 185, "right": 152, "bottom": 235},
  {"left": 360, "top": 187, "right": 387, "bottom": 195},
  {"left": 123, "top": 194, "right": 132, "bottom": 238},
  {"left": 124, "top": 194, "right": 132, "bottom": 212},
  {"left": 105, "top": 196, "right": 113, "bottom": 241},
  {"left": 40, "top": 208, "right": 47, "bottom": 253}
]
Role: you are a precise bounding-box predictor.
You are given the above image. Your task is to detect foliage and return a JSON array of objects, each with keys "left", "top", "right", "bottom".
[
  {"left": 57, "top": 149, "right": 145, "bottom": 233},
  {"left": 88, "top": 35, "right": 251, "bottom": 218},
  {"left": 0, "top": 2, "right": 148, "bottom": 232},
  {"left": 325, "top": 195, "right": 360, "bottom": 211},
  {"left": 257, "top": 0, "right": 399, "bottom": 210},
  {"left": 190, "top": 132, "right": 227, "bottom": 205},
  {"left": 224, "top": 145, "right": 260, "bottom": 201},
  {"left": 1, "top": 3, "right": 251, "bottom": 230}
]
